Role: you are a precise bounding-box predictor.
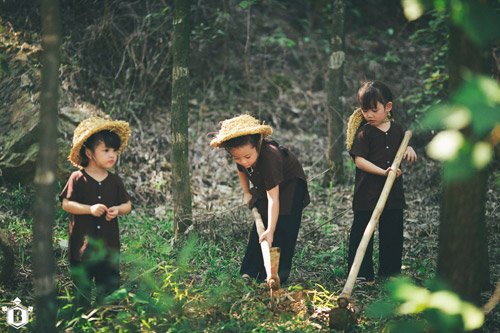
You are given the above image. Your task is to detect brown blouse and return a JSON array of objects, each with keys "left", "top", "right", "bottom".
[
  {"left": 237, "top": 140, "right": 310, "bottom": 215},
  {"left": 60, "top": 170, "right": 130, "bottom": 263},
  {"left": 349, "top": 121, "right": 406, "bottom": 211}
]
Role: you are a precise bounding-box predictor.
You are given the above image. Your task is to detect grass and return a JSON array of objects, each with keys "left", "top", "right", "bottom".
[{"left": 0, "top": 174, "right": 498, "bottom": 332}]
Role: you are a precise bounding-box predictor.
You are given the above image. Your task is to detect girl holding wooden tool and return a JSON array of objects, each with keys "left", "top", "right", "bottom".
[
  {"left": 346, "top": 81, "right": 417, "bottom": 283},
  {"left": 210, "top": 114, "right": 309, "bottom": 287}
]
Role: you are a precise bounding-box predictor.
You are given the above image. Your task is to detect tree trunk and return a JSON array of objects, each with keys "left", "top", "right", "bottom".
[
  {"left": 437, "top": 24, "right": 490, "bottom": 305},
  {"left": 33, "top": 0, "right": 61, "bottom": 330},
  {"left": 171, "top": 0, "right": 193, "bottom": 236},
  {"left": 0, "top": 228, "right": 15, "bottom": 285},
  {"left": 324, "top": 0, "right": 345, "bottom": 185}
]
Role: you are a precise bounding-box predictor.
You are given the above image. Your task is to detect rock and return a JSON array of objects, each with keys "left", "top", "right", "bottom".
[{"left": 0, "top": 91, "right": 105, "bottom": 184}]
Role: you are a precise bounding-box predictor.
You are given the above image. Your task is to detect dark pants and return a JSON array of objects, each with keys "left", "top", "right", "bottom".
[
  {"left": 70, "top": 250, "right": 120, "bottom": 306},
  {"left": 347, "top": 209, "right": 404, "bottom": 280},
  {"left": 240, "top": 180, "right": 306, "bottom": 283}
]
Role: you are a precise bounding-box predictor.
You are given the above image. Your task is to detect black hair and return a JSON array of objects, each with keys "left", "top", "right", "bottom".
[
  {"left": 79, "top": 130, "right": 121, "bottom": 167},
  {"left": 357, "top": 81, "right": 394, "bottom": 112},
  {"left": 220, "top": 134, "right": 261, "bottom": 151}
]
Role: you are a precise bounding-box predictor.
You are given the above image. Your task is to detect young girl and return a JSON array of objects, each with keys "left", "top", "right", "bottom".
[
  {"left": 346, "top": 81, "right": 417, "bottom": 283},
  {"left": 210, "top": 114, "right": 310, "bottom": 284},
  {"left": 60, "top": 117, "right": 132, "bottom": 305}
]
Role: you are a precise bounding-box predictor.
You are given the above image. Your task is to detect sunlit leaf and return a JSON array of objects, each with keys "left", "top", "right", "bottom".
[
  {"left": 461, "top": 302, "right": 484, "bottom": 330},
  {"left": 428, "top": 291, "right": 461, "bottom": 315},
  {"left": 472, "top": 141, "right": 493, "bottom": 169},
  {"left": 401, "top": 0, "right": 426, "bottom": 21},
  {"left": 426, "top": 130, "right": 464, "bottom": 161},
  {"left": 442, "top": 106, "right": 471, "bottom": 129}
]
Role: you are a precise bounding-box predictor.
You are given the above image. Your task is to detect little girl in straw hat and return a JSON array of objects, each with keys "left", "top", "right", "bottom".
[
  {"left": 346, "top": 81, "right": 417, "bottom": 283},
  {"left": 211, "top": 114, "right": 310, "bottom": 284},
  {"left": 60, "top": 117, "right": 132, "bottom": 305}
]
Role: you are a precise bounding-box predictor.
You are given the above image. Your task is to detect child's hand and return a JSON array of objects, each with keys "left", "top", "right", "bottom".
[
  {"left": 385, "top": 167, "right": 402, "bottom": 177},
  {"left": 404, "top": 146, "right": 417, "bottom": 163},
  {"left": 90, "top": 204, "right": 108, "bottom": 217},
  {"left": 243, "top": 192, "right": 252, "bottom": 208},
  {"left": 106, "top": 206, "right": 119, "bottom": 221},
  {"left": 259, "top": 229, "right": 274, "bottom": 247}
]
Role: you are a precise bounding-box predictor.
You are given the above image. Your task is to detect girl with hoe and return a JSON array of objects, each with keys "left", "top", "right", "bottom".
[
  {"left": 60, "top": 117, "right": 132, "bottom": 306},
  {"left": 210, "top": 114, "right": 310, "bottom": 285},
  {"left": 346, "top": 81, "right": 417, "bottom": 283}
]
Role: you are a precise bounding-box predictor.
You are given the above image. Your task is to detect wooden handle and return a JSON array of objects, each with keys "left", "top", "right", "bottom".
[
  {"left": 252, "top": 207, "right": 281, "bottom": 289},
  {"left": 340, "top": 131, "right": 412, "bottom": 299}
]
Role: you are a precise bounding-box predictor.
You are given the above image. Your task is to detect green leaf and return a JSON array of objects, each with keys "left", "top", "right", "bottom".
[
  {"left": 461, "top": 302, "right": 484, "bottom": 330},
  {"left": 401, "top": 0, "right": 428, "bottom": 21},
  {"left": 451, "top": 1, "right": 500, "bottom": 48},
  {"left": 366, "top": 300, "right": 397, "bottom": 318}
]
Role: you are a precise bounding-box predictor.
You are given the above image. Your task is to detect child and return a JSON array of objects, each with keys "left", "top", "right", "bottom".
[
  {"left": 210, "top": 114, "right": 310, "bottom": 284},
  {"left": 346, "top": 81, "right": 417, "bottom": 283},
  {"left": 60, "top": 117, "right": 132, "bottom": 305}
]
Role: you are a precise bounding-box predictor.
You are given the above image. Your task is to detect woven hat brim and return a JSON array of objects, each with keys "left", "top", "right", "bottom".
[
  {"left": 68, "top": 121, "right": 131, "bottom": 168},
  {"left": 210, "top": 125, "right": 272, "bottom": 148}
]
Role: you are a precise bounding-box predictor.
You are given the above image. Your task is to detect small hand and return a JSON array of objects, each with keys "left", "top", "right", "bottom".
[
  {"left": 90, "top": 204, "right": 108, "bottom": 217},
  {"left": 106, "top": 206, "right": 119, "bottom": 221},
  {"left": 243, "top": 192, "right": 252, "bottom": 208},
  {"left": 385, "top": 167, "right": 402, "bottom": 177},
  {"left": 259, "top": 229, "right": 274, "bottom": 247},
  {"left": 404, "top": 146, "right": 417, "bottom": 163}
]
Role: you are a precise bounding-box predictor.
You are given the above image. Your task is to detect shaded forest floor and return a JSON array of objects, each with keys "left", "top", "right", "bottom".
[{"left": 1, "top": 5, "right": 499, "bottom": 331}]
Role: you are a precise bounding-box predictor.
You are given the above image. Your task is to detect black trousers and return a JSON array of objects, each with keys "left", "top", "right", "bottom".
[
  {"left": 240, "top": 180, "right": 306, "bottom": 283},
  {"left": 70, "top": 249, "right": 120, "bottom": 306},
  {"left": 347, "top": 209, "right": 404, "bottom": 280}
]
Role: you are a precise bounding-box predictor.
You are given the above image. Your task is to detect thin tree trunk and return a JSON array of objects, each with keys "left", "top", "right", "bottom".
[
  {"left": 324, "top": 0, "right": 345, "bottom": 185},
  {"left": 33, "top": 0, "right": 61, "bottom": 330},
  {"left": 171, "top": 0, "right": 193, "bottom": 235},
  {"left": 437, "top": 23, "right": 490, "bottom": 305}
]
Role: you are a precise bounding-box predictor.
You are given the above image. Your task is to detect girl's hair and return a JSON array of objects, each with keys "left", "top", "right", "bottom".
[
  {"left": 357, "top": 80, "right": 394, "bottom": 111},
  {"left": 79, "top": 130, "right": 122, "bottom": 167},
  {"left": 220, "top": 134, "right": 261, "bottom": 151}
]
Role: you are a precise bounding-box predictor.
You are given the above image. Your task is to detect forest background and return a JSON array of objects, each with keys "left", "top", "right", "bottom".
[{"left": 0, "top": 0, "right": 499, "bottom": 331}]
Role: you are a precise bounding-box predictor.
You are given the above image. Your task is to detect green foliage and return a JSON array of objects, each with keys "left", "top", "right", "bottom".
[
  {"left": 423, "top": 75, "right": 500, "bottom": 181},
  {"left": 367, "top": 277, "right": 485, "bottom": 332},
  {"left": 401, "top": 9, "right": 448, "bottom": 121},
  {"left": 402, "top": 0, "right": 500, "bottom": 48},
  {"left": 239, "top": 0, "right": 257, "bottom": 10},
  {"left": 262, "top": 30, "right": 296, "bottom": 49}
]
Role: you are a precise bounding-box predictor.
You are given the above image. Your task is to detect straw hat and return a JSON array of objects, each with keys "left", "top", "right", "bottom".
[
  {"left": 68, "top": 117, "right": 131, "bottom": 168},
  {"left": 210, "top": 114, "right": 273, "bottom": 148},
  {"left": 346, "top": 108, "right": 364, "bottom": 151}
]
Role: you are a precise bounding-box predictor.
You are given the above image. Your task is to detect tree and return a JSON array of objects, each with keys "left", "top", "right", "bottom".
[
  {"left": 324, "top": 0, "right": 345, "bottom": 185},
  {"left": 403, "top": 0, "right": 500, "bottom": 305},
  {"left": 33, "top": 0, "right": 61, "bottom": 330},
  {"left": 436, "top": 20, "right": 491, "bottom": 304},
  {"left": 171, "top": 0, "right": 193, "bottom": 236}
]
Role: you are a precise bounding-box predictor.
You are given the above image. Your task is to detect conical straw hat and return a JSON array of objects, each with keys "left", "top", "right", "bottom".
[
  {"left": 210, "top": 114, "right": 273, "bottom": 148},
  {"left": 68, "top": 117, "right": 131, "bottom": 168}
]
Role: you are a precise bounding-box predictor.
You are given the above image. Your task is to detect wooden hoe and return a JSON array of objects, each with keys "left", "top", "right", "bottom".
[
  {"left": 252, "top": 207, "right": 281, "bottom": 291},
  {"left": 329, "top": 131, "right": 413, "bottom": 330}
]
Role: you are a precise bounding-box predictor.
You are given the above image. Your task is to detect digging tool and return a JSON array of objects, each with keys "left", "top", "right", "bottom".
[
  {"left": 329, "top": 130, "right": 413, "bottom": 330},
  {"left": 251, "top": 207, "right": 281, "bottom": 291}
]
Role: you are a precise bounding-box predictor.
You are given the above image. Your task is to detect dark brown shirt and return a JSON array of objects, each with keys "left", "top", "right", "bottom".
[
  {"left": 349, "top": 122, "right": 406, "bottom": 211},
  {"left": 60, "top": 170, "right": 130, "bottom": 263},
  {"left": 237, "top": 140, "right": 310, "bottom": 215}
]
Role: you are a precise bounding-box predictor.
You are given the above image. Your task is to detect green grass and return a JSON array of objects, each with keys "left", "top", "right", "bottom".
[{"left": 0, "top": 182, "right": 497, "bottom": 332}]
